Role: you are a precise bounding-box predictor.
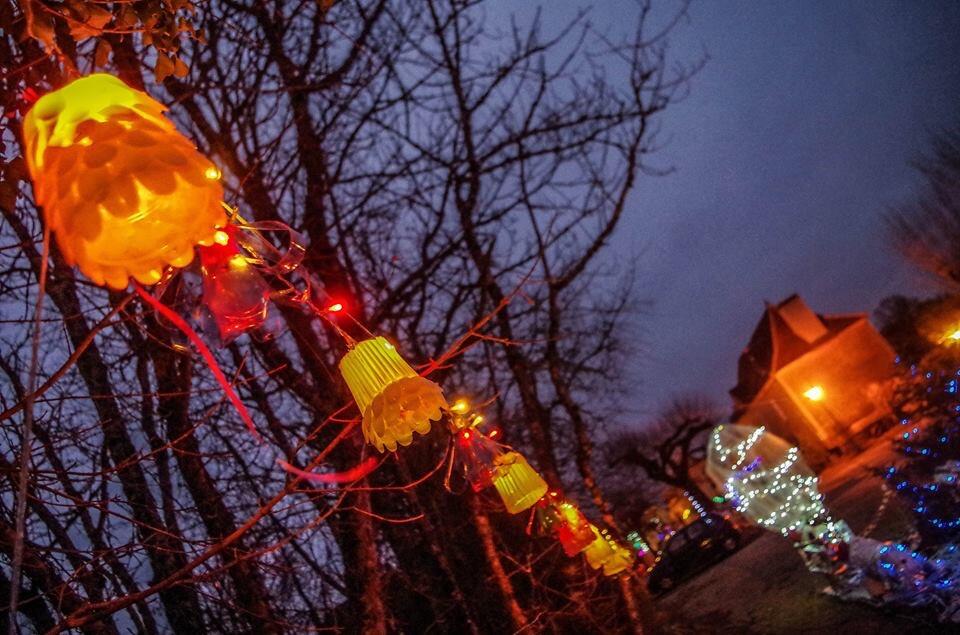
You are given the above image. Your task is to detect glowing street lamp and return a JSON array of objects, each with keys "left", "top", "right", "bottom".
[
  {"left": 803, "top": 385, "right": 825, "bottom": 402},
  {"left": 801, "top": 383, "right": 844, "bottom": 441}
]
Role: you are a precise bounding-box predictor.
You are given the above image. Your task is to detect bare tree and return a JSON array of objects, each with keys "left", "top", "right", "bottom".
[
  {"left": 1, "top": 1, "right": 697, "bottom": 632},
  {"left": 608, "top": 396, "right": 722, "bottom": 509},
  {"left": 887, "top": 126, "right": 960, "bottom": 288}
]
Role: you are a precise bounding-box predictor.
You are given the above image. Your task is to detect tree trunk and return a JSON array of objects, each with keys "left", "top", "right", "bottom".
[{"left": 470, "top": 497, "right": 529, "bottom": 632}]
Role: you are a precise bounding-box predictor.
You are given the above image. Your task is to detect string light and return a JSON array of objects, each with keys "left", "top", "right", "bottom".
[
  {"left": 684, "top": 490, "right": 707, "bottom": 519},
  {"left": 885, "top": 361, "right": 960, "bottom": 541},
  {"left": 708, "top": 425, "right": 845, "bottom": 544}
]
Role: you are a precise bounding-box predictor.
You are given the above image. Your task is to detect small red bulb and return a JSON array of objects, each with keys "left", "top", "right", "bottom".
[{"left": 328, "top": 302, "right": 344, "bottom": 313}]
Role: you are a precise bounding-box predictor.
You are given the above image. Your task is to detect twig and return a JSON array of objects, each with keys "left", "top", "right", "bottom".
[{"left": 9, "top": 222, "right": 50, "bottom": 634}]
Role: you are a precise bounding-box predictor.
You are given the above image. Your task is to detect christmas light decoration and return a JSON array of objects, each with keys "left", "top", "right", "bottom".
[
  {"left": 339, "top": 336, "right": 447, "bottom": 452},
  {"left": 198, "top": 225, "right": 270, "bottom": 343},
  {"left": 684, "top": 490, "right": 707, "bottom": 519},
  {"left": 22, "top": 74, "right": 226, "bottom": 289},
  {"left": 18, "top": 73, "right": 650, "bottom": 588},
  {"left": 456, "top": 427, "right": 503, "bottom": 492},
  {"left": 625, "top": 531, "right": 650, "bottom": 556},
  {"left": 706, "top": 423, "right": 960, "bottom": 622},
  {"left": 705, "top": 424, "right": 845, "bottom": 544},
  {"left": 602, "top": 541, "right": 636, "bottom": 576},
  {"left": 448, "top": 396, "right": 485, "bottom": 431},
  {"left": 583, "top": 524, "right": 618, "bottom": 570},
  {"left": 554, "top": 502, "right": 596, "bottom": 557},
  {"left": 448, "top": 400, "right": 622, "bottom": 570},
  {"left": 490, "top": 451, "right": 548, "bottom": 514},
  {"left": 884, "top": 361, "right": 960, "bottom": 545},
  {"left": 536, "top": 493, "right": 594, "bottom": 556},
  {"left": 581, "top": 524, "right": 634, "bottom": 575}
]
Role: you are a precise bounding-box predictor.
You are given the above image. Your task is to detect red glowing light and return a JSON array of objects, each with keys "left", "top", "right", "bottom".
[
  {"left": 327, "top": 302, "right": 344, "bottom": 313},
  {"left": 488, "top": 429, "right": 500, "bottom": 438}
]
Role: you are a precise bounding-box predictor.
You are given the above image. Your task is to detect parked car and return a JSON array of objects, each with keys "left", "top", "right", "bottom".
[{"left": 647, "top": 513, "right": 740, "bottom": 594}]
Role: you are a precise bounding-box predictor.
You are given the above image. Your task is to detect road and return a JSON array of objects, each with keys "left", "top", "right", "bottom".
[{"left": 653, "top": 434, "right": 943, "bottom": 634}]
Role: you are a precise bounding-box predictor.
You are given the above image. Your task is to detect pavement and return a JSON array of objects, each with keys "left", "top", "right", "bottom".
[{"left": 652, "top": 433, "right": 945, "bottom": 634}]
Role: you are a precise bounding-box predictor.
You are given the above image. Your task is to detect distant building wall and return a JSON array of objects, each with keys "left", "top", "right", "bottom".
[
  {"left": 738, "top": 379, "right": 831, "bottom": 468},
  {"left": 730, "top": 296, "right": 898, "bottom": 467},
  {"left": 776, "top": 318, "right": 896, "bottom": 442}
]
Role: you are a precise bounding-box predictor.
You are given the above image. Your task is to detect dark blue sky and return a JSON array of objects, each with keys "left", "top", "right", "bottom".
[
  {"left": 491, "top": 1, "right": 960, "bottom": 415},
  {"left": 617, "top": 0, "right": 960, "bottom": 415}
]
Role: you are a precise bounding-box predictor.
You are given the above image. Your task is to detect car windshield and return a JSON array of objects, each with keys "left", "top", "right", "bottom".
[{"left": 666, "top": 531, "right": 688, "bottom": 553}]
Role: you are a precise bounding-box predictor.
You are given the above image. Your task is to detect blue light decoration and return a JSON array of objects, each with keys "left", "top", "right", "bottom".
[{"left": 884, "top": 359, "right": 960, "bottom": 546}]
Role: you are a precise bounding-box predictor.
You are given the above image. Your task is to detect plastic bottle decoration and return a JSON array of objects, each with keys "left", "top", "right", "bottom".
[
  {"left": 536, "top": 494, "right": 595, "bottom": 556},
  {"left": 602, "top": 542, "right": 636, "bottom": 576},
  {"left": 490, "top": 451, "right": 549, "bottom": 514},
  {"left": 339, "top": 336, "right": 448, "bottom": 452},
  {"left": 556, "top": 502, "right": 596, "bottom": 557},
  {"left": 22, "top": 74, "right": 226, "bottom": 289},
  {"left": 457, "top": 428, "right": 503, "bottom": 492},
  {"left": 583, "top": 524, "right": 618, "bottom": 570},
  {"left": 198, "top": 225, "right": 271, "bottom": 343},
  {"left": 493, "top": 450, "right": 549, "bottom": 514}
]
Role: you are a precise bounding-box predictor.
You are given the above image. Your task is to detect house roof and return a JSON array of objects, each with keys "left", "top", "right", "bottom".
[{"left": 729, "top": 294, "right": 864, "bottom": 409}]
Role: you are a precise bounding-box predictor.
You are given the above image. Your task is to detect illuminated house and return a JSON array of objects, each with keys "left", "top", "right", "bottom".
[{"left": 730, "top": 295, "right": 895, "bottom": 466}]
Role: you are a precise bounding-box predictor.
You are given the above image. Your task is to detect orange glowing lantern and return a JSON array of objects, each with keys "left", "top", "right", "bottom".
[
  {"left": 490, "top": 451, "right": 548, "bottom": 514},
  {"left": 22, "top": 74, "right": 226, "bottom": 289},
  {"left": 339, "top": 337, "right": 447, "bottom": 452}
]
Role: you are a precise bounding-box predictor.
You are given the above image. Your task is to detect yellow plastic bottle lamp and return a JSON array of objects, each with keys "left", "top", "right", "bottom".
[
  {"left": 582, "top": 524, "right": 634, "bottom": 576},
  {"left": 490, "top": 451, "right": 548, "bottom": 514},
  {"left": 583, "top": 524, "right": 617, "bottom": 569},
  {"left": 339, "top": 337, "right": 448, "bottom": 452}
]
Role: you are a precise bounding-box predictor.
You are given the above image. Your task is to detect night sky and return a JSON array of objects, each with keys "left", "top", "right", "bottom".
[
  {"left": 518, "top": 1, "right": 960, "bottom": 417},
  {"left": 622, "top": 0, "right": 960, "bottom": 415}
]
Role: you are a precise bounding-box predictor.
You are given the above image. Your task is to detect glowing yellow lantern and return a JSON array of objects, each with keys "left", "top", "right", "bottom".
[
  {"left": 22, "top": 74, "right": 226, "bottom": 289},
  {"left": 583, "top": 524, "right": 617, "bottom": 570},
  {"left": 602, "top": 542, "right": 635, "bottom": 576},
  {"left": 339, "top": 336, "right": 447, "bottom": 452},
  {"left": 490, "top": 451, "right": 548, "bottom": 514}
]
